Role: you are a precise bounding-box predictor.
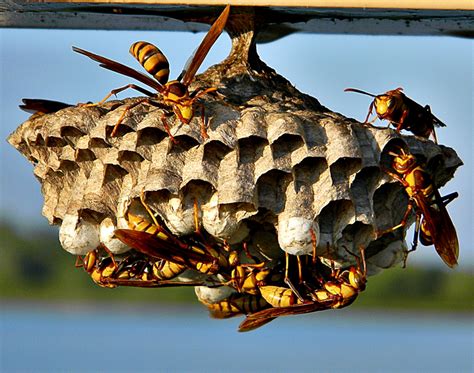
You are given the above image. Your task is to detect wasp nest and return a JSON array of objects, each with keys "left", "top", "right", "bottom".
[{"left": 8, "top": 16, "right": 462, "bottom": 277}]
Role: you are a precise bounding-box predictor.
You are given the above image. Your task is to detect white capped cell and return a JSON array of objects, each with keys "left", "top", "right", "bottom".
[
  {"left": 278, "top": 216, "right": 319, "bottom": 256},
  {"left": 59, "top": 214, "right": 100, "bottom": 255}
]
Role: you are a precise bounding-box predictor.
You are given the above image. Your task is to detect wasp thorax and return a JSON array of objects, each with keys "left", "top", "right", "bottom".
[{"left": 166, "top": 81, "right": 188, "bottom": 99}]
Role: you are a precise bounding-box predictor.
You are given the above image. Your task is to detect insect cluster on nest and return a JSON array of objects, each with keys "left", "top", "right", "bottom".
[{"left": 9, "top": 5, "right": 463, "bottom": 331}]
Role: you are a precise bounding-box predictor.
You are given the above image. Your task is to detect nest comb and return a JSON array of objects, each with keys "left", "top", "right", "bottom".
[{"left": 8, "top": 12, "right": 462, "bottom": 275}]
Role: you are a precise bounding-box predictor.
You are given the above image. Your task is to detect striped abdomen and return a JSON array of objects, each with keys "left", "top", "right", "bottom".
[
  {"left": 126, "top": 213, "right": 169, "bottom": 241},
  {"left": 260, "top": 285, "right": 301, "bottom": 308},
  {"left": 130, "top": 41, "right": 170, "bottom": 84},
  {"left": 205, "top": 294, "right": 269, "bottom": 319}
]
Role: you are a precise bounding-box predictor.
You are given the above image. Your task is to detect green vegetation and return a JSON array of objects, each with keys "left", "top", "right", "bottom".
[
  {"left": 356, "top": 266, "right": 473, "bottom": 311},
  {"left": 1, "top": 223, "right": 473, "bottom": 312}
]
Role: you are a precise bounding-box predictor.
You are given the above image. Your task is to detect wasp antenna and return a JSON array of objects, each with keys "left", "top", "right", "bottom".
[
  {"left": 342, "top": 245, "right": 358, "bottom": 259},
  {"left": 359, "top": 246, "right": 367, "bottom": 275},
  {"left": 387, "top": 151, "right": 399, "bottom": 157},
  {"left": 344, "top": 88, "right": 377, "bottom": 98}
]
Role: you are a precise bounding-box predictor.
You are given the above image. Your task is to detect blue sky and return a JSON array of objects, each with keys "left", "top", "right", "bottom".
[{"left": 1, "top": 28, "right": 472, "bottom": 269}]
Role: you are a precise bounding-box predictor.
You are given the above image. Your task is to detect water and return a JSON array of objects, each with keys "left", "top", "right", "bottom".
[{"left": 1, "top": 302, "right": 472, "bottom": 372}]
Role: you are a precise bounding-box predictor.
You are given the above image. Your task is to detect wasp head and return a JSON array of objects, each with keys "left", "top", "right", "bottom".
[
  {"left": 374, "top": 95, "right": 393, "bottom": 116},
  {"left": 83, "top": 250, "right": 98, "bottom": 273},
  {"left": 348, "top": 267, "right": 366, "bottom": 291},
  {"left": 391, "top": 152, "right": 417, "bottom": 174}
]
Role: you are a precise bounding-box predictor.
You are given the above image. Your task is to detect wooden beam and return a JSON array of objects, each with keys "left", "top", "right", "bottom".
[
  {"left": 11, "top": 1, "right": 474, "bottom": 10},
  {"left": 1, "top": 1, "right": 473, "bottom": 37}
]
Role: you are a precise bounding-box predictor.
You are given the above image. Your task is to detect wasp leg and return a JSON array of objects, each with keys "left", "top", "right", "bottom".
[
  {"left": 74, "top": 255, "right": 84, "bottom": 268},
  {"left": 191, "top": 198, "right": 217, "bottom": 255},
  {"left": 197, "top": 102, "right": 209, "bottom": 139},
  {"left": 381, "top": 167, "right": 410, "bottom": 187},
  {"left": 439, "top": 192, "right": 459, "bottom": 206},
  {"left": 191, "top": 87, "right": 217, "bottom": 139},
  {"left": 190, "top": 86, "right": 218, "bottom": 99},
  {"left": 395, "top": 110, "right": 409, "bottom": 133},
  {"left": 193, "top": 198, "right": 201, "bottom": 235},
  {"left": 376, "top": 202, "right": 414, "bottom": 238},
  {"left": 110, "top": 97, "right": 150, "bottom": 137},
  {"left": 284, "top": 253, "right": 305, "bottom": 303},
  {"left": 81, "top": 84, "right": 155, "bottom": 108},
  {"left": 310, "top": 228, "right": 317, "bottom": 265},
  {"left": 100, "top": 243, "right": 118, "bottom": 270},
  {"left": 297, "top": 256, "right": 304, "bottom": 284},
  {"left": 242, "top": 242, "right": 254, "bottom": 260},
  {"left": 139, "top": 190, "right": 161, "bottom": 229},
  {"left": 362, "top": 116, "right": 381, "bottom": 129},
  {"left": 402, "top": 212, "right": 422, "bottom": 267},
  {"left": 139, "top": 100, "right": 178, "bottom": 144},
  {"left": 431, "top": 128, "right": 439, "bottom": 145},
  {"left": 363, "top": 102, "right": 375, "bottom": 124},
  {"left": 159, "top": 112, "right": 178, "bottom": 144}
]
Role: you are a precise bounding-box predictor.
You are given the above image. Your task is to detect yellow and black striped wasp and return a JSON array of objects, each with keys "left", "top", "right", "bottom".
[
  {"left": 238, "top": 247, "right": 367, "bottom": 332},
  {"left": 377, "top": 147, "right": 459, "bottom": 268},
  {"left": 344, "top": 87, "right": 446, "bottom": 144},
  {"left": 73, "top": 5, "right": 230, "bottom": 140},
  {"left": 76, "top": 246, "right": 214, "bottom": 289},
  {"left": 114, "top": 212, "right": 222, "bottom": 279}
]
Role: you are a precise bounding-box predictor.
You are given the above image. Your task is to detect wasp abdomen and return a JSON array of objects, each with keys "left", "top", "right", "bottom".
[{"left": 130, "top": 41, "right": 170, "bottom": 85}]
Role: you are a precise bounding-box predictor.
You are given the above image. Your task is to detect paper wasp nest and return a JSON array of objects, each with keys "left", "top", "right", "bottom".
[{"left": 8, "top": 30, "right": 462, "bottom": 275}]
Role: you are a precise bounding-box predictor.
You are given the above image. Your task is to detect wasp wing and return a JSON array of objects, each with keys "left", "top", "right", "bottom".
[
  {"left": 20, "top": 98, "right": 72, "bottom": 115},
  {"left": 426, "top": 108, "right": 447, "bottom": 128},
  {"left": 114, "top": 229, "right": 216, "bottom": 268},
  {"left": 238, "top": 299, "right": 334, "bottom": 332},
  {"left": 100, "top": 278, "right": 209, "bottom": 288},
  {"left": 415, "top": 191, "right": 459, "bottom": 268},
  {"left": 73, "top": 46, "right": 163, "bottom": 93},
  {"left": 179, "top": 5, "right": 230, "bottom": 86},
  {"left": 402, "top": 95, "right": 446, "bottom": 128}
]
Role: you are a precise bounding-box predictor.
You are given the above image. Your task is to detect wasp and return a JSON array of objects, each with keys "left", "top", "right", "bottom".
[
  {"left": 73, "top": 5, "right": 230, "bottom": 140},
  {"left": 75, "top": 247, "right": 120, "bottom": 288},
  {"left": 238, "top": 247, "right": 367, "bottom": 332},
  {"left": 76, "top": 245, "right": 214, "bottom": 288},
  {"left": 344, "top": 87, "right": 446, "bottom": 144},
  {"left": 377, "top": 148, "right": 459, "bottom": 268},
  {"left": 19, "top": 98, "right": 72, "bottom": 118}
]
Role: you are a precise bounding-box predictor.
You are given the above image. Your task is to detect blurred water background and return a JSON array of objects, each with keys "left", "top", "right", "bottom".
[
  {"left": 1, "top": 26, "right": 473, "bottom": 372},
  {"left": 2, "top": 302, "right": 472, "bottom": 372}
]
